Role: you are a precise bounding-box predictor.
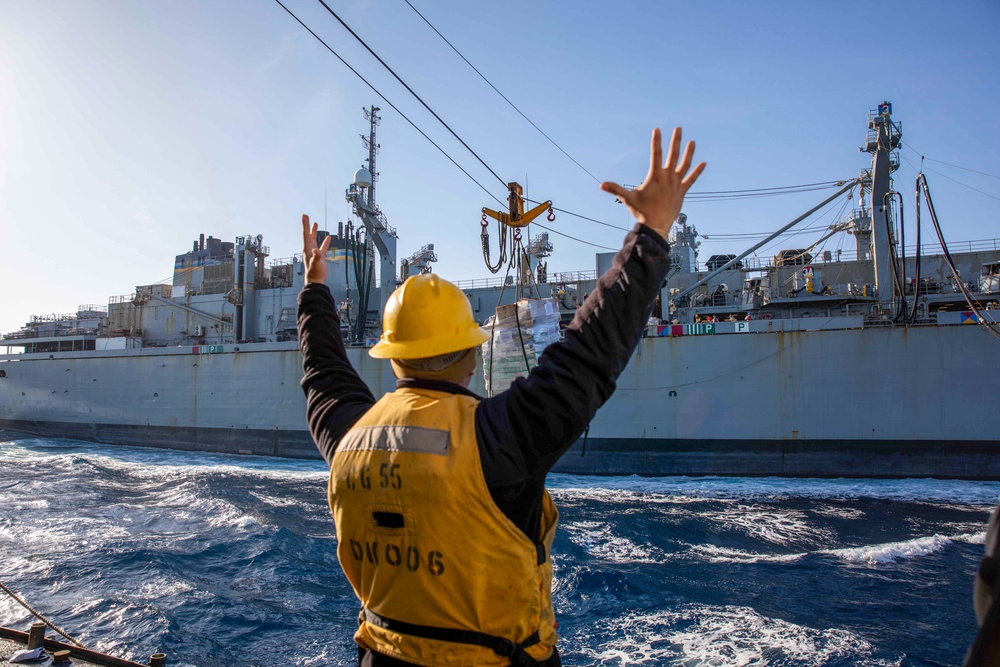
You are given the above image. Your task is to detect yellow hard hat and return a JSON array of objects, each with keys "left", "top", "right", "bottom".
[{"left": 369, "top": 274, "right": 490, "bottom": 359}]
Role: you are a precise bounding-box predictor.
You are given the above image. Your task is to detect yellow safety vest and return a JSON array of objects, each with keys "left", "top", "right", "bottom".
[{"left": 329, "top": 386, "right": 559, "bottom": 666}]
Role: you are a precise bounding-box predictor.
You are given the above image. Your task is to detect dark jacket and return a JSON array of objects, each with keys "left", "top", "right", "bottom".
[{"left": 299, "top": 224, "right": 671, "bottom": 665}]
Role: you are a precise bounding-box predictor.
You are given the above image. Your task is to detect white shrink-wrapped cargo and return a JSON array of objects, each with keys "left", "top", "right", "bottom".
[{"left": 481, "top": 297, "right": 561, "bottom": 396}]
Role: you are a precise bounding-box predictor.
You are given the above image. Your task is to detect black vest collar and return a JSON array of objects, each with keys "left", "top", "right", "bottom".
[{"left": 395, "top": 377, "right": 483, "bottom": 400}]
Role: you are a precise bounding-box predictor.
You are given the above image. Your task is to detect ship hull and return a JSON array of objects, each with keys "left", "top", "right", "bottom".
[{"left": 2, "top": 323, "right": 998, "bottom": 478}]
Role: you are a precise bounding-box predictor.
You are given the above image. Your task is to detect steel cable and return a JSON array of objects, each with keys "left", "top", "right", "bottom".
[
  {"left": 273, "top": 0, "right": 505, "bottom": 208},
  {"left": 0, "top": 579, "right": 87, "bottom": 648},
  {"left": 403, "top": 0, "right": 602, "bottom": 185},
  {"left": 313, "top": 0, "right": 507, "bottom": 189}
]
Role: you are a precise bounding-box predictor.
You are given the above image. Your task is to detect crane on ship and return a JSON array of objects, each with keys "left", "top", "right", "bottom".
[
  {"left": 399, "top": 244, "right": 438, "bottom": 281},
  {"left": 479, "top": 182, "right": 556, "bottom": 299}
]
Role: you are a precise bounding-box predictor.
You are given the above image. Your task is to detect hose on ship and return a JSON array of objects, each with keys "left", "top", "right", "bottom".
[
  {"left": 917, "top": 174, "right": 1000, "bottom": 340},
  {"left": 0, "top": 578, "right": 87, "bottom": 648},
  {"left": 907, "top": 177, "right": 923, "bottom": 324},
  {"left": 882, "top": 191, "right": 907, "bottom": 322}
]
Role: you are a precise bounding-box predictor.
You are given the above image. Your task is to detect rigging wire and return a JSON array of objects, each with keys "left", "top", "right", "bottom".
[
  {"left": 688, "top": 180, "right": 847, "bottom": 196},
  {"left": 402, "top": 0, "right": 602, "bottom": 185},
  {"left": 313, "top": 0, "right": 507, "bottom": 188},
  {"left": 273, "top": 0, "right": 505, "bottom": 208},
  {"left": 900, "top": 155, "right": 1000, "bottom": 203},
  {"left": 522, "top": 198, "right": 628, "bottom": 231},
  {"left": 766, "top": 195, "right": 853, "bottom": 295},
  {"left": 751, "top": 190, "right": 853, "bottom": 261},
  {"left": 703, "top": 222, "right": 838, "bottom": 240},
  {"left": 531, "top": 221, "right": 617, "bottom": 250},
  {"left": 280, "top": 2, "right": 862, "bottom": 254},
  {"left": 315, "top": 0, "right": 620, "bottom": 252},
  {"left": 916, "top": 173, "right": 1000, "bottom": 340},
  {"left": 279, "top": 0, "right": 621, "bottom": 251},
  {"left": 686, "top": 185, "right": 845, "bottom": 201},
  {"left": 902, "top": 142, "right": 1000, "bottom": 180},
  {"left": 895, "top": 158, "right": 939, "bottom": 255},
  {"left": 525, "top": 180, "right": 850, "bottom": 237}
]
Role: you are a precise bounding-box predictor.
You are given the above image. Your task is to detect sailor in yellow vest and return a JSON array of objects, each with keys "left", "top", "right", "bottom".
[{"left": 298, "top": 127, "right": 705, "bottom": 666}]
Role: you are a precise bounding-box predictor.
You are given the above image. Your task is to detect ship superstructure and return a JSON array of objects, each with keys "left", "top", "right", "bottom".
[{"left": 2, "top": 103, "right": 999, "bottom": 477}]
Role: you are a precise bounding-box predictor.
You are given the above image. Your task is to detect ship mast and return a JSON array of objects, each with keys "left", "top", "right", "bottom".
[{"left": 865, "top": 101, "right": 902, "bottom": 314}]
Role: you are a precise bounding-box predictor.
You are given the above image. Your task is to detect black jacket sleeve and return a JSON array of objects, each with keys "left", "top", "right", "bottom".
[
  {"left": 298, "top": 282, "right": 376, "bottom": 465},
  {"left": 474, "top": 224, "right": 671, "bottom": 533}
]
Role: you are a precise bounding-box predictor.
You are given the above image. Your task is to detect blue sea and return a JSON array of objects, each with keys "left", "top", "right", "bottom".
[{"left": 0, "top": 436, "right": 996, "bottom": 667}]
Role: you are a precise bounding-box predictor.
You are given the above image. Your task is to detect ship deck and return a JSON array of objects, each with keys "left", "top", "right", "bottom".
[{"left": 0, "top": 627, "right": 156, "bottom": 667}]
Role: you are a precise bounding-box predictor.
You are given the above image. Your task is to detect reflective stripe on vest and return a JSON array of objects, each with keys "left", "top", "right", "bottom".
[{"left": 330, "top": 387, "right": 559, "bottom": 666}]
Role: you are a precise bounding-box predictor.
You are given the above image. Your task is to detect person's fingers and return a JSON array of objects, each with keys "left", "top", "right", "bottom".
[
  {"left": 664, "top": 127, "right": 681, "bottom": 171},
  {"left": 302, "top": 214, "right": 311, "bottom": 246},
  {"left": 601, "top": 181, "right": 629, "bottom": 199},
  {"left": 648, "top": 128, "right": 662, "bottom": 181},
  {"left": 681, "top": 162, "right": 708, "bottom": 191},
  {"left": 319, "top": 235, "right": 331, "bottom": 254},
  {"left": 677, "top": 141, "right": 695, "bottom": 176}
]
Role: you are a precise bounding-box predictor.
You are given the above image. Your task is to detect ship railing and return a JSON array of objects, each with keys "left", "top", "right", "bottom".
[
  {"left": 373, "top": 210, "right": 396, "bottom": 237},
  {"left": 1, "top": 326, "right": 100, "bottom": 340},
  {"left": 689, "top": 292, "right": 743, "bottom": 308},
  {"left": 266, "top": 254, "right": 302, "bottom": 269},
  {"left": 196, "top": 283, "right": 236, "bottom": 296},
  {"left": 722, "top": 238, "right": 1000, "bottom": 269},
  {"left": 550, "top": 270, "right": 597, "bottom": 284},
  {"left": 453, "top": 276, "right": 513, "bottom": 290},
  {"left": 29, "top": 312, "right": 79, "bottom": 324},
  {"left": 452, "top": 270, "right": 598, "bottom": 292},
  {"left": 738, "top": 257, "right": 768, "bottom": 271}
]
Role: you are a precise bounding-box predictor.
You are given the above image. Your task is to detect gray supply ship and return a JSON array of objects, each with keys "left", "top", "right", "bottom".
[{"left": 2, "top": 103, "right": 999, "bottom": 478}]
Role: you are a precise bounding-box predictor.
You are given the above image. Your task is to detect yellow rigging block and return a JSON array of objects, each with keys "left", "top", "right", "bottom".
[{"left": 482, "top": 182, "right": 552, "bottom": 229}]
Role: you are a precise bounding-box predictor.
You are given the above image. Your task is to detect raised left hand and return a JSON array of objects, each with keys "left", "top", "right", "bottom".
[{"left": 302, "top": 214, "right": 331, "bottom": 285}]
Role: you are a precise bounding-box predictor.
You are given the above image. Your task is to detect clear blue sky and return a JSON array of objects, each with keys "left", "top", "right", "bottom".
[{"left": 1, "top": 0, "right": 998, "bottom": 337}]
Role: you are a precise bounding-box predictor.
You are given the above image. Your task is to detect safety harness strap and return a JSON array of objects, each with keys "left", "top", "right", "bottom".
[{"left": 360, "top": 607, "right": 542, "bottom": 666}]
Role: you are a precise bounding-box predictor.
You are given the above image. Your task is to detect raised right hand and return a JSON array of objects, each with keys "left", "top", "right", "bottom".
[{"left": 601, "top": 127, "right": 706, "bottom": 240}]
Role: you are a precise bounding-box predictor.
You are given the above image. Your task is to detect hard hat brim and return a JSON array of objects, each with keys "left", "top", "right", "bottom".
[{"left": 369, "top": 326, "right": 490, "bottom": 360}]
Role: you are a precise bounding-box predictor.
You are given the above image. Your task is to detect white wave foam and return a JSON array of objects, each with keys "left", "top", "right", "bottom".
[
  {"left": 562, "top": 521, "right": 666, "bottom": 564},
  {"left": 551, "top": 486, "right": 728, "bottom": 512},
  {"left": 689, "top": 544, "right": 806, "bottom": 564},
  {"left": 0, "top": 439, "right": 329, "bottom": 484},
  {"left": 571, "top": 604, "right": 894, "bottom": 666},
  {"left": 550, "top": 473, "right": 1000, "bottom": 506},
  {"left": 248, "top": 491, "right": 299, "bottom": 507},
  {"left": 232, "top": 515, "right": 261, "bottom": 530},
  {"left": 689, "top": 530, "right": 987, "bottom": 566},
  {"left": 826, "top": 534, "right": 953, "bottom": 564},
  {"left": 708, "top": 504, "right": 831, "bottom": 545},
  {"left": 956, "top": 531, "right": 987, "bottom": 545},
  {"left": 0, "top": 495, "right": 51, "bottom": 510},
  {"left": 811, "top": 505, "right": 866, "bottom": 520}
]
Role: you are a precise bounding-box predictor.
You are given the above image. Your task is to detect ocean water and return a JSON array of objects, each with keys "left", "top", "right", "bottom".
[{"left": 0, "top": 436, "right": 996, "bottom": 667}]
